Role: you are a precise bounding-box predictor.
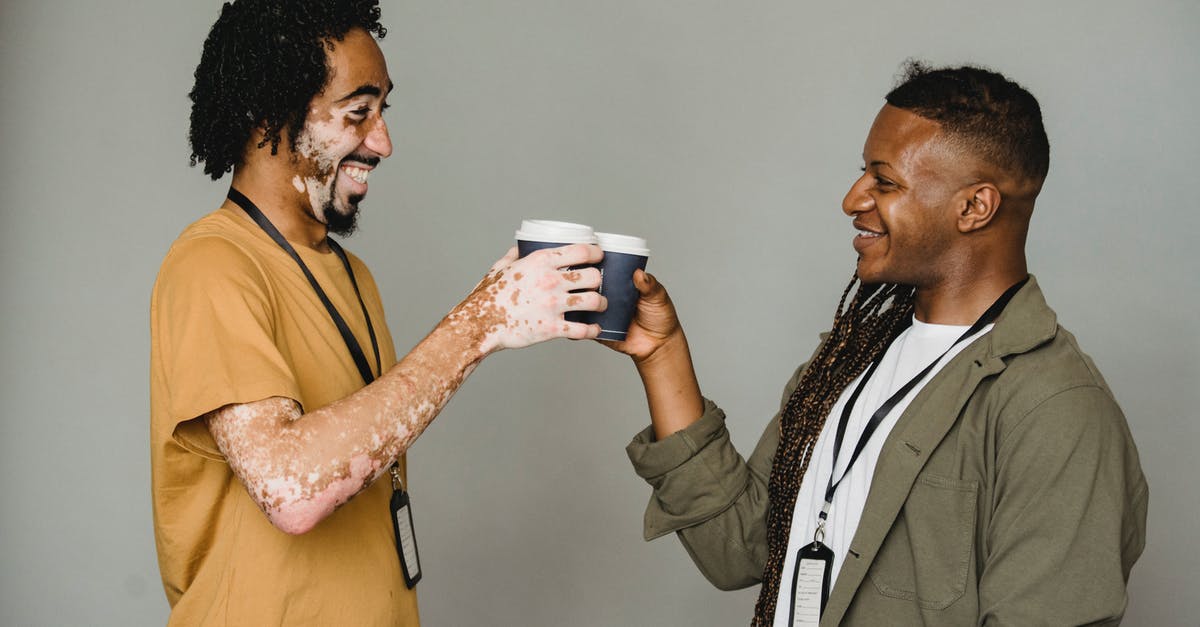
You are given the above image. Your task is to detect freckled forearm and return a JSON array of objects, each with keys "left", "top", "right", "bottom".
[
  {"left": 296, "top": 248, "right": 597, "bottom": 488},
  {"left": 214, "top": 248, "right": 602, "bottom": 532},
  {"left": 213, "top": 315, "right": 492, "bottom": 533}
]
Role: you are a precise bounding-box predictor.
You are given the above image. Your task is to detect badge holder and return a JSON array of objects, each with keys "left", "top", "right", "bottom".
[
  {"left": 389, "top": 466, "right": 422, "bottom": 588},
  {"left": 789, "top": 517, "right": 833, "bottom": 626}
]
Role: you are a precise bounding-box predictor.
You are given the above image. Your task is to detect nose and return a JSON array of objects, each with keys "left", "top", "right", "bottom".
[
  {"left": 365, "top": 115, "right": 392, "bottom": 159},
  {"left": 842, "top": 173, "right": 873, "bottom": 217}
]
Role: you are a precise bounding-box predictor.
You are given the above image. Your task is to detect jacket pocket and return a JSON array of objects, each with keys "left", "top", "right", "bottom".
[{"left": 867, "top": 472, "right": 978, "bottom": 610}]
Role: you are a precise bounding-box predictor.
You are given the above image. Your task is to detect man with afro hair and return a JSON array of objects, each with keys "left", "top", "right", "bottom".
[{"left": 151, "top": 2, "right": 608, "bottom": 624}]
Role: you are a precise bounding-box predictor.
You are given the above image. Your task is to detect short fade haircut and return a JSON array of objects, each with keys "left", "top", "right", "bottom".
[
  {"left": 188, "top": 0, "right": 387, "bottom": 180},
  {"left": 886, "top": 60, "right": 1050, "bottom": 190}
]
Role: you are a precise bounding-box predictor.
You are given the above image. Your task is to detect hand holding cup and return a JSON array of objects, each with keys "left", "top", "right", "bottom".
[
  {"left": 515, "top": 220, "right": 651, "bottom": 339},
  {"left": 452, "top": 243, "right": 606, "bottom": 354},
  {"left": 600, "top": 269, "right": 686, "bottom": 364}
]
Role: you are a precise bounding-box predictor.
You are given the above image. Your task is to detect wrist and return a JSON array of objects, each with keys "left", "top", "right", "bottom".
[
  {"left": 439, "top": 299, "right": 497, "bottom": 362},
  {"left": 634, "top": 329, "right": 704, "bottom": 440},
  {"left": 633, "top": 327, "right": 690, "bottom": 371}
]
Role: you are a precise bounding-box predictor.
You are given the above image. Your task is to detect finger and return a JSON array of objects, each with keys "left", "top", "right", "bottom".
[
  {"left": 545, "top": 243, "right": 604, "bottom": 268},
  {"left": 561, "top": 267, "right": 602, "bottom": 290},
  {"left": 565, "top": 292, "right": 606, "bottom": 313},
  {"left": 563, "top": 291, "right": 606, "bottom": 313},
  {"left": 562, "top": 321, "right": 602, "bottom": 341}
]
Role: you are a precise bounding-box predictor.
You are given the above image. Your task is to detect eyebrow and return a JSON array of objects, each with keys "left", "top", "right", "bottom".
[{"left": 335, "top": 81, "right": 395, "bottom": 102}]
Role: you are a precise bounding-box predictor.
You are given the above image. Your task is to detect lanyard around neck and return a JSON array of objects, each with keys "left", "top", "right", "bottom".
[
  {"left": 816, "top": 277, "right": 1029, "bottom": 528},
  {"left": 227, "top": 188, "right": 382, "bottom": 386}
]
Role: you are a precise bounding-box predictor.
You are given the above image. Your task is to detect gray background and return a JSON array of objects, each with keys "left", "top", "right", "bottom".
[{"left": 1, "top": 1, "right": 1195, "bottom": 625}]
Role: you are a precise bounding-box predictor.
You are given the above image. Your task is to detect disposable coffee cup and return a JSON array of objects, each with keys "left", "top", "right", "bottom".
[
  {"left": 590, "top": 232, "right": 650, "bottom": 341},
  {"left": 515, "top": 220, "right": 599, "bottom": 323}
]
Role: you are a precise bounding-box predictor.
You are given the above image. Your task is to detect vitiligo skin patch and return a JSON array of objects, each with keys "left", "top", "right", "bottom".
[{"left": 206, "top": 244, "right": 606, "bottom": 534}]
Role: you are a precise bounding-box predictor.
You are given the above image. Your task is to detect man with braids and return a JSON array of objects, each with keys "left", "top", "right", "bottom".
[
  {"left": 608, "top": 62, "right": 1147, "bottom": 626},
  {"left": 150, "top": 1, "right": 608, "bottom": 624}
]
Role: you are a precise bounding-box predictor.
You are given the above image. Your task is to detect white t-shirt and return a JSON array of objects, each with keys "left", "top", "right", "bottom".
[{"left": 772, "top": 317, "right": 992, "bottom": 626}]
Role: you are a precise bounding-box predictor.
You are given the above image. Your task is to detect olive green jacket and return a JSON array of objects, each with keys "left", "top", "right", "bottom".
[{"left": 626, "top": 277, "right": 1148, "bottom": 626}]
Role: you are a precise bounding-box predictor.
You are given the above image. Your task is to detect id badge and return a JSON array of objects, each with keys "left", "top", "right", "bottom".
[
  {"left": 390, "top": 487, "right": 422, "bottom": 588},
  {"left": 788, "top": 541, "right": 833, "bottom": 626}
]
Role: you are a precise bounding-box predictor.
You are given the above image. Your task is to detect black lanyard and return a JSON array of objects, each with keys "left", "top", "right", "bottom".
[
  {"left": 816, "top": 277, "right": 1029, "bottom": 531},
  {"left": 228, "top": 189, "right": 422, "bottom": 589},
  {"left": 227, "top": 188, "right": 381, "bottom": 386}
]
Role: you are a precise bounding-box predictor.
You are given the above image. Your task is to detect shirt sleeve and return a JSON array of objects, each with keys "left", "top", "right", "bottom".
[
  {"left": 625, "top": 364, "right": 808, "bottom": 590},
  {"left": 979, "top": 384, "right": 1149, "bottom": 626},
  {"left": 153, "top": 235, "right": 301, "bottom": 460}
]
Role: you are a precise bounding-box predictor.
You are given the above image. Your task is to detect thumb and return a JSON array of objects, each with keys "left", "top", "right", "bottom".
[{"left": 634, "top": 269, "right": 666, "bottom": 301}]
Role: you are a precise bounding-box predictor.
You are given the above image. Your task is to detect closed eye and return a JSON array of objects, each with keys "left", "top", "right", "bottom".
[
  {"left": 860, "top": 166, "right": 896, "bottom": 191},
  {"left": 348, "top": 102, "right": 390, "bottom": 124}
]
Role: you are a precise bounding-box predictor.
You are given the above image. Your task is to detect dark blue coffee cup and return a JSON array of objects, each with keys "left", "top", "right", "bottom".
[{"left": 589, "top": 232, "right": 650, "bottom": 341}]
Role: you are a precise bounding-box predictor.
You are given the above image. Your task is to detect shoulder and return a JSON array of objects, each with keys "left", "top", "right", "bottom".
[
  {"left": 982, "top": 278, "right": 1122, "bottom": 427},
  {"left": 991, "top": 323, "right": 1126, "bottom": 444},
  {"left": 1001, "top": 324, "right": 1113, "bottom": 400},
  {"left": 160, "top": 211, "right": 265, "bottom": 276},
  {"left": 155, "top": 211, "right": 272, "bottom": 298}
]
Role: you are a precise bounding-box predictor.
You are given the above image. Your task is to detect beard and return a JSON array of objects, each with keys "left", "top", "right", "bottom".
[
  {"left": 321, "top": 154, "right": 378, "bottom": 237},
  {"left": 323, "top": 192, "right": 363, "bottom": 237}
]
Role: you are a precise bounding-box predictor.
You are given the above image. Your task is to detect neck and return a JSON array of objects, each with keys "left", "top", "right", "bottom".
[
  {"left": 913, "top": 265, "right": 1027, "bottom": 325},
  {"left": 228, "top": 168, "right": 330, "bottom": 252}
]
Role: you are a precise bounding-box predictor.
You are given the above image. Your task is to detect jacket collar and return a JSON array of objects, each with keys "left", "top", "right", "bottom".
[{"left": 984, "top": 274, "right": 1058, "bottom": 359}]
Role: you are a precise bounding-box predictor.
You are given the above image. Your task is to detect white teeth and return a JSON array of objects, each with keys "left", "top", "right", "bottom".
[
  {"left": 857, "top": 229, "right": 883, "bottom": 237},
  {"left": 343, "top": 165, "right": 370, "bottom": 184}
]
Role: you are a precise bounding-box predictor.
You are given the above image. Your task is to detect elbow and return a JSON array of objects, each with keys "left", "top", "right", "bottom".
[
  {"left": 266, "top": 502, "right": 327, "bottom": 535},
  {"left": 707, "top": 572, "right": 760, "bottom": 592},
  {"left": 690, "top": 551, "right": 762, "bottom": 591},
  {"left": 254, "top": 492, "right": 336, "bottom": 535},
  {"left": 270, "top": 513, "right": 318, "bottom": 535},
  {"left": 240, "top": 460, "right": 375, "bottom": 535}
]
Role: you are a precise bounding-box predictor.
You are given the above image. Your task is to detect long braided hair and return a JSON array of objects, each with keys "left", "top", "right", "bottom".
[{"left": 751, "top": 274, "right": 915, "bottom": 625}]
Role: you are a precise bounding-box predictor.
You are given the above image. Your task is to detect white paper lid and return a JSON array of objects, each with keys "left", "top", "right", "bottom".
[
  {"left": 596, "top": 232, "right": 650, "bottom": 256},
  {"left": 515, "top": 219, "right": 598, "bottom": 244}
]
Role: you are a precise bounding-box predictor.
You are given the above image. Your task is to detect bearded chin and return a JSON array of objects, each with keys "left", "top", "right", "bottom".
[{"left": 323, "top": 194, "right": 363, "bottom": 237}]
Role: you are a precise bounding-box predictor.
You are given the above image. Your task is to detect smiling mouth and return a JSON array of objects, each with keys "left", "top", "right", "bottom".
[
  {"left": 852, "top": 221, "right": 886, "bottom": 253},
  {"left": 854, "top": 220, "right": 886, "bottom": 238}
]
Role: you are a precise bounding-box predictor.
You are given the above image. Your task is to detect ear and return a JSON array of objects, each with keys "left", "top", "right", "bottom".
[{"left": 957, "top": 183, "right": 1001, "bottom": 233}]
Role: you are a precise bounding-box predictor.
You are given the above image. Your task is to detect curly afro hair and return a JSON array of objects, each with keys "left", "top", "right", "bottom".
[{"left": 188, "top": 0, "right": 386, "bottom": 179}]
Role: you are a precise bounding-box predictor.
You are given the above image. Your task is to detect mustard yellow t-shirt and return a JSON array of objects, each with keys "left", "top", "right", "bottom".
[{"left": 150, "top": 207, "right": 419, "bottom": 626}]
